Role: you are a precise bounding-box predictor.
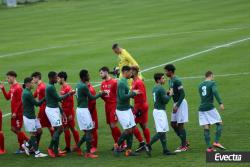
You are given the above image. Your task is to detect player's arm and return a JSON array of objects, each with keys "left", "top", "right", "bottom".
[
  {"left": 50, "top": 86, "right": 72, "bottom": 102},
  {"left": 160, "top": 88, "right": 171, "bottom": 104},
  {"left": 29, "top": 93, "right": 44, "bottom": 106},
  {"left": 212, "top": 83, "right": 223, "bottom": 105},
  {"left": 118, "top": 83, "right": 136, "bottom": 101},
  {"left": 176, "top": 80, "right": 185, "bottom": 107},
  {"left": 83, "top": 86, "right": 102, "bottom": 100},
  {"left": 0, "top": 86, "right": 11, "bottom": 100}
]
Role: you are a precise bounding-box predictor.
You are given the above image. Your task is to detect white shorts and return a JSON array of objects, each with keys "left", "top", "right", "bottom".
[
  {"left": 23, "top": 116, "right": 41, "bottom": 132},
  {"left": 171, "top": 99, "right": 189, "bottom": 123},
  {"left": 199, "top": 108, "right": 222, "bottom": 126},
  {"left": 116, "top": 109, "right": 136, "bottom": 130},
  {"left": 76, "top": 108, "right": 94, "bottom": 131},
  {"left": 45, "top": 107, "right": 62, "bottom": 127},
  {"left": 153, "top": 109, "right": 169, "bottom": 132}
]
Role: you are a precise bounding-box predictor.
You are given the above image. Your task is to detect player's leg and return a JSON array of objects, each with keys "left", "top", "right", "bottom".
[
  {"left": 0, "top": 110, "right": 6, "bottom": 154},
  {"left": 203, "top": 124, "right": 215, "bottom": 152},
  {"left": 133, "top": 126, "right": 145, "bottom": 151},
  {"left": 140, "top": 123, "right": 150, "bottom": 145},
  {"left": 36, "top": 128, "right": 43, "bottom": 147},
  {"left": 63, "top": 126, "right": 71, "bottom": 153}
]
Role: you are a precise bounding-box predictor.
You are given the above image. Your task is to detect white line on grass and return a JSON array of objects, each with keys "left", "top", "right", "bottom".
[
  {"left": 2, "top": 37, "right": 250, "bottom": 118},
  {"left": 0, "top": 26, "right": 249, "bottom": 59}
]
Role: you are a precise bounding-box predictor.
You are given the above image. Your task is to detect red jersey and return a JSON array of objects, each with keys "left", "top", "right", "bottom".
[
  {"left": 100, "top": 78, "right": 117, "bottom": 104},
  {"left": 132, "top": 78, "right": 147, "bottom": 105},
  {"left": 1, "top": 83, "right": 23, "bottom": 116},
  {"left": 60, "top": 83, "right": 74, "bottom": 110},
  {"left": 88, "top": 83, "right": 96, "bottom": 111},
  {"left": 34, "top": 82, "right": 46, "bottom": 110}
]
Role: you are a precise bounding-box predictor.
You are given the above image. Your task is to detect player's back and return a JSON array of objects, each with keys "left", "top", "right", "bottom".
[{"left": 198, "top": 80, "right": 216, "bottom": 111}]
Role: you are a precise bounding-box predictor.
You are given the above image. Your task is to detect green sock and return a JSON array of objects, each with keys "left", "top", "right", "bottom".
[
  {"left": 215, "top": 124, "right": 222, "bottom": 143},
  {"left": 85, "top": 131, "right": 92, "bottom": 153},
  {"left": 179, "top": 129, "right": 187, "bottom": 146},
  {"left": 118, "top": 132, "right": 128, "bottom": 146},
  {"left": 126, "top": 133, "right": 133, "bottom": 149},
  {"left": 52, "top": 128, "right": 60, "bottom": 154},
  {"left": 29, "top": 136, "right": 38, "bottom": 151},
  {"left": 159, "top": 133, "right": 168, "bottom": 152},
  {"left": 77, "top": 134, "right": 86, "bottom": 148},
  {"left": 150, "top": 133, "right": 161, "bottom": 146},
  {"left": 172, "top": 126, "right": 180, "bottom": 137},
  {"left": 204, "top": 129, "right": 212, "bottom": 148}
]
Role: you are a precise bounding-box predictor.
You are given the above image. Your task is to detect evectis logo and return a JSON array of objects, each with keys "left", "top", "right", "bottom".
[
  {"left": 206, "top": 152, "right": 250, "bottom": 163},
  {"left": 214, "top": 153, "right": 242, "bottom": 162}
]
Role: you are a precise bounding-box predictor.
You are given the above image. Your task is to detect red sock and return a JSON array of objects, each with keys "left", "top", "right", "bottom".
[
  {"left": 72, "top": 129, "right": 80, "bottom": 144},
  {"left": 21, "top": 131, "right": 29, "bottom": 141},
  {"left": 17, "top": 132, "right": 23, "bottom": 148},
  {"left": 0, "top": 111, "right": 2, "bottom": 131},
  {"left": 133, "top": 127, "right": 143, "bottom": 143},
  {"left": 111, "top": 127, "right": 121, "bottom": 143},
  {"left": 92, "top": 129, "right": 98, "bottom": 148},
  {"left": 64, "top": 129, "right": 71, "bottom": 148},
  {"left": 143, "top": 128, "right": 151, "bottom": 144},
  {"left": 49, "top": 128, "right": 54, "bottom": 137},
  {"left": 0, "top": 132, "right": 4, "bottom": 150}
]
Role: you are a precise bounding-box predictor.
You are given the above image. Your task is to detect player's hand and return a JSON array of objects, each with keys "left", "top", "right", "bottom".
[
  {"left": 69, "top": 90, "right": 76, "bottom": 95},
  {"left": 68, "top": 115, "right": 73, "bottom": 121},
  {"left": 100, "top": 91, "right": 107, "bottom": 96},
  {"left": 173, "top": 105, "right": 178, "bottom": 113},
  {"left": 0, "top": 82, "right": 4, "bottom": 89},
  {"left": 220, "top": 104, "right": 224, "bottom": 111},
  {"left": 168, "top": 89, "right": 174, "bottom": 96},
  {"left": 133, "top": 90, "right": 141, "bottom": 95},
  {"left": 12, "top": 113, "right": 17, "bottom": 119}
]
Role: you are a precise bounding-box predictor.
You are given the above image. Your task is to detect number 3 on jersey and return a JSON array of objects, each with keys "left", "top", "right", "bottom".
[{"left": 201, "top": 86, "right": 207, "bottom": 96}]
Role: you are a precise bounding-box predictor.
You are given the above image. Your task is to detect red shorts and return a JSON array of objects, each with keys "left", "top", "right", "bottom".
[
  {"left": 134, "top": 103, "right": 149, "bottom": 124},
  {"left": 11, "top": 114, "right": 23, "bottom": 129},
  {"left": 105, "top": 103, "right": 118, "bottom": 124},
  {"left": 90, "top": 108, "right": 98, "bottom": 130},
  {"left": 62, "top": 109, "right": 76, "bottom": 128},
  {"left": 38, "top": 108, "right": 52, "bottom": 128}
]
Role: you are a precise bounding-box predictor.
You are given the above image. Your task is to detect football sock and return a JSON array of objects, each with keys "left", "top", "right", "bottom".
[
  {"left": 143, "top": 128, "right": 151, "bottom": 144},
  {"left": 0, "top": 132, "right": 5, "bottom": 150},
  {"left": 117, "top": 132, "right": 128, "bottom": 146},
  {"left": 159, "top": 132, "right": 168, "bottom": 152},
  {"left": 204, "top": 129, "right": 212, "bottom": 148},
  {"left": 215, "top": 123, "right": 222, "bottom": 143},
  {"left": 72, "top": 129, "right": 80, "bottom": 144},
  {"left": 77, "top": 134, "right": 86, "bottom": 148},
  {"left": 133, "top": 127, "right": 143, "bottom": 143},
  {"left": 64, "top": 129, "right": 71, "bottom": 149},
  {"left": 126, "top": 133, "right": 133, "bottom": 149},
  {"left": 85, "top": 131, "right": 92, "bottom": 153},
  {"left": 111, "top": 127, "right": 121, "bottom": 143},
  {"left": 92, "top": 129, "right": 98, "bottom": 148},
  {"left": 150, "top": 133, "right": 161, "bottom": 146},
  {"left": 179, "top": 128, "right": 187, "bottom": 147}
]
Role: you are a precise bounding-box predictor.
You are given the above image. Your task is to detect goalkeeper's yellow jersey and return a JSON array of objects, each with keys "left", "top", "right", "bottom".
[{"left": 118, "top": 49, "right": 143, "bottom": 87}]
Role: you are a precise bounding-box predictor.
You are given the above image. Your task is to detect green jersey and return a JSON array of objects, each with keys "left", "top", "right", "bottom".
[
  {"left": 169, "top": 76, "right": 185, "bottom": 107},
  {"left": 45, "top": 82, "right": 69, "bottom": 108},
  {"left": 22, "top": 88, "right": 44, "bottom": 119},
  {"left": 153, "top": 84, "right": 171, "bottom": 110},
  {"left": 198, "top": 80, "right": 222, "bottom": 111},
  {"left": 76, "top": 81, "right": 101, "bottom": 108},
  {"left": 117, "top": 77, "right": 136, "bottom": 111}
]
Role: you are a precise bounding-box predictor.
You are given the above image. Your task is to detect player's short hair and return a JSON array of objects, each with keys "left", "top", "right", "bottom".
[
  {"left": 112, "top": 43, "right": 119, "bottom": 49},
  {"left": 164, "top": 64, "right": 176, "bottom": 73},
  {"left": 205, "top": 71, "right": 213, "bottom": 78},
  {"left": 99, "top": 66, "right": 110, "bottom": 73},
  {"left": 131, "top": 66, "right": 139, "bottom": 73},
  {"left": 48, "top": 71, "right": 57, "bottom": 79},
  {"left": 23, "top": 77, "right": 33, "bottom": 89},
  {"left": 121, "top": 66, "right": 131, "bottom": 73},
  {"left": 154, "top": 73, "right": 164, "bottom": 82},
  {"left": 6, "top": 71, "right": 17, "bottom": 77},
  {"left": 79, "top": 69, "right": 89, "bottom": 81},
  {"left": 31, "top": 72, "right": 41, "bottom": 80},
  {"left": 58, "top": 71, "right": 68, "bottom": 81}
]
